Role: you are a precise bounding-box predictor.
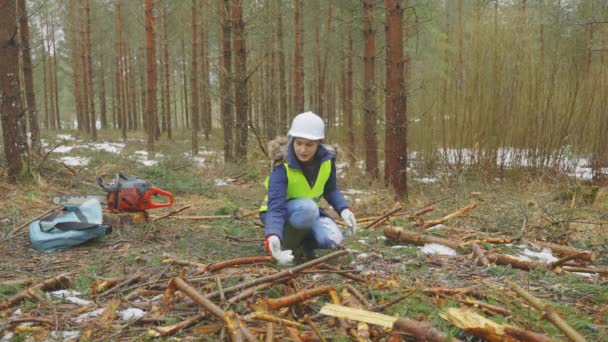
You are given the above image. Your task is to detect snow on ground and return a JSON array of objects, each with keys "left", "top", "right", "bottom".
[
  {"left": 419, "top": 243, "right": 458, "bottom": 256},
  {"left": 518, "top": 247, "right": 559, "bottom": 263},
  {"left": 415, "top": 177, "right": 438, "bottom": 184},
  {"left": 215, "top": 178, "right": 236, "bottom": 186},
  {"left": 58, "top": 156, "right": 89, "bottom": 166},
  {"left": 133, "top": 150, "right": 161, "bottom": 166},
  {"left": 56, "top": 134, "right": 75, "bottom": 140},
  {"left": 89, "top": 142, "right": 124, "bottom": 154},
  {"left": 343, "top": 189, "right": 368, "bottom": 195},
  {"left": 117, "top": 308, "right": 146, "bottom": 320},
  {"left": 53, "top": 145, "right": 76, "bottom": 153},
  {"left": 72, "top": 308, "right": 105, "bottom": 324}
]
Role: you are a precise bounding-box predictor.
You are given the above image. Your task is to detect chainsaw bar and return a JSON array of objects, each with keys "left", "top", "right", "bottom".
[{"left": 52, "top": 194, "right": 107, "bottom": 206}]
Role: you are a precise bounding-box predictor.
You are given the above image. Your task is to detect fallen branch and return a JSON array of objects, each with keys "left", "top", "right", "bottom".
[
  {"left": 261, "top": 285, "right": 334, "bottom": 310},
  {"left": 527, "top": 240, "right": 596, "bottom": 262},
  {"left": 0, "top": 272, "right": 72, "bottom": 310},
  {"left": 344, "top": 283, "right": 371, "bottom": 309},
  {"left": 364, "top": 204, "right": 404, "bottom": 229},
  {"left": 319, "top": 264, "right": 368, "bottom": 283},
  {"left": 420, "top": 203, "right": 477, "bottom": 229},
  {"left": 486, "top": 253, "right": 548, "bottom": 271},
  {"left": 551, "top": 253, "right": 587, "bottom": 269},
  {"left": 157, "top": 214, "right": 232, "bottom": 220},
  {"left": 162, "top": 254, "right": 207, "bottom": 269},
  {"left": 152, "top": 205, "right": 192, "bottom": 222},
  {"left": 371, "top": 286, "right": 419, "bottom": 312},
  {"left": 205, "top": 250, "right": 349, "bottom": 300},
  {"left": 95, "top": 272, "right": 144, "bottom": 299},
  {"left": 245, "top": 312, "right": 303, "bottom": 327},
  {"left": 441, "top": 307, "right": 549, "bottom": 342},
  {"left": 561, "top": 266, "right": 608, "bottom": 275},
  {"left": 227, "top": 282, "right": 276, "bottom": 305},
  {"left": 205, "top": 256, "right": 273, "bottom": 273},
  {"left": 509, "top": 282, "right": 587, "bottom": 342},
  {"left": 460, "top": 297, "right": 512, "bottom": 317},
  {"left": 305, "top": 315, "right": 327, "bottom": 342},
  {"left": 148, "top": 313, "right": 207, "bottom": 337},
  {"left": 384, "top": 226, "right": 463, "bottom": 250},
  {"left": 172, "top": 277, "right": 256, "bottom": 342}
]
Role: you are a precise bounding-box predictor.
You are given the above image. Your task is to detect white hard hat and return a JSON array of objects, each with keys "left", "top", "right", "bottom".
[{"left": 288, "top": 111, "right": 325, "bottom": 140}]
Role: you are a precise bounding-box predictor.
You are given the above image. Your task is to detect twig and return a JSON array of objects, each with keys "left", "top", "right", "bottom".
[
  {"left": 384, "top": 226, "right": 463, "bottom": 250},
  {"left": 364, "top": 204, "right": 404, "bottom": 229},
  {"left": 227, "top": 282, "right": 276, "bottom": 305},
  {"left": 305, "top": 315, "right": 327, "bottom": 342},
  {"left": 205, "top": 250, "right": 349, "bottom": 300},
  {"left": 245, "top": 312, "right": 303, "bottom": 327},
  {"left": 371, "top": 286, "right": 419, "bottom": 312},
  {"left": 551, "top": 253, "right": 587, "bottom": 269},
  {"left": 205, "top": 256, "right": 273, "bottom": 273},
  {"left": 344, "top": 283, "right": 371, "bottom": 309},
  {"left": 152, "top": 205, "right": 192, "bottom": 222},
  {"left": 216, "top": 275, "right": 226, "bottom": 302},
  {"left": 509, "top": 282, "right": 587, "bottom": 342},
  {"left": 2, "top": 206, "right": 62, "bottom": 241},
  {"left": 469, "top": 242, "right": 490, "bottom": 266},
  {"left": 172, "top": 277, "right": 255, "bottom": 342},
  {"left": 265, "top": 322, "right": 273, "bottom": 342},
  {"left": 0, "top": 272, "right": 73, "bottom": 310},
  {"left": 264, "top": 285, "right": 333, "bottom": 310},
  {"left": 149, "top": 313, "right": 206, "bottom": 337},
  {"left": 420, "top": 203, "right": 477, "bottom": 229},
  {"left": 319, "top": 264, "right": 368, "bottom": 283}
]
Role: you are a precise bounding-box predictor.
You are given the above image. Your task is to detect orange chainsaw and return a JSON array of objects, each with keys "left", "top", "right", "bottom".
[{"left": 52, "top": 173, "right": 174, "bottom": 212}]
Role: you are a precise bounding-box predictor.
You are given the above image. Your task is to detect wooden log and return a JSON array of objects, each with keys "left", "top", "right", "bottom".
[
  {"left": 561, "top": 266, "right": 608, "bottom": 275},
  {"left": 0, "top": 272, "right": 72, "bottom": 310},
  {"left": 205, "top": 256, "right": 273, "bottom": 272},
  {"left": 384, "top": 225, "right": 462, "bottom": 250},
  {"left": 486, "top": 253, "right": 548, "bottom": 271},
  {"left": 205, "top": 250, "right": 349, "bottom": 300},
  {"left": 527, "top": 240, "right": 596, "bottom": 262},
  {"left": 162, "top": 254, "right": 207, "bottom": 269},
  {"left": 172, "top": 277, "right": 255, "bottom": 342},
  {"left": 440, "top": 307, "right": 551, "bottom": 342},
  {"left": 420, "top": 203, "right": 477, "bottom": 229},
  {"left": 509, "top": 282, "right": 587, "bottom": 342},
  {"left": 263, "top": 285, "right": 333, "bottom": 310}
]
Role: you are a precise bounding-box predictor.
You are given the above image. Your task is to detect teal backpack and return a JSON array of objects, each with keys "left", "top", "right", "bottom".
[{"left": 29, "top": 199, "right": 112, "bottom": 253}]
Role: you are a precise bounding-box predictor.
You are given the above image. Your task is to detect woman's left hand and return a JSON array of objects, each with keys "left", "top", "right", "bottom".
[{"left": 341, "top": 209, "right": 357, "bottom": 235}]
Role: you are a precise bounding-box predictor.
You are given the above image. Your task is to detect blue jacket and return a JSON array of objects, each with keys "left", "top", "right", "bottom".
[{"left": 261, "top": 141, "right": 349, "bottom": 240}]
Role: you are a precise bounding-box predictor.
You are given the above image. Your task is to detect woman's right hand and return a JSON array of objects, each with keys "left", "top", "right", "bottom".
[{"left": 265, "top": 235, "right": 294, "bottom": 266}]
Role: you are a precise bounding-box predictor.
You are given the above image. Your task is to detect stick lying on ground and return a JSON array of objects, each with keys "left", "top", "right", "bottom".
[
  {"left": 205, "top": 256, "right": 273, "bottom": 273},
  {"left": 526, "top": 239, "right": 596, "bottom": 263},
  {"left": 419, "top": 203, "right": 477, "bottom": 229},
  {"left": 509, "top": 281, "right": 587, "bottom": 342},
  {"left": 171, "top": 277, "right": 256, "bottom": 342},
  {"left": 0, "top": 272, "right": 73, "bottom": 310},
  {"left": 153, "top": 204, "right": 192, "bottom": 222},
  {"left": 384, "top": 225, "right": 463, "bottom": 250},
  {"left": 364, "top": 204, "right": 404, "bottom": 229},
  {"left": 205, "top": 250, "right": 349, "bottom": 300}
]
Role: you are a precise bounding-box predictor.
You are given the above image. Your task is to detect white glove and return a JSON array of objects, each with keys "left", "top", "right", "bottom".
[
  {"left": 265, "top": 235, "right": 294, "bottom": 266},
  {"left": 341, "top": 209, "right": 357, "bottom": 235}
]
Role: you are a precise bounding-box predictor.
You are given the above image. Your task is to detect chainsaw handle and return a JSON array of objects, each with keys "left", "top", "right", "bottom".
[{"left": 147, "top": 187, "right": 174, "bottom": 209}]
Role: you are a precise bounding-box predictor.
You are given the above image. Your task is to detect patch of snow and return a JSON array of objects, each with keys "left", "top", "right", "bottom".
[
  {"left": 519, "top": 247, "right": 558, "bottom": 263},
  {"left": 357, "top": 239, "right": 368, "bottom": 244},
  {"left": 419, "top": 243, "right": 458, "bottom": 256},
  {"left": 415, "top": 177, "right": 438, "bottom": 184},
  {"left": 58, "top": 156, "right": 89, "bottom": 166},
  {"left": 215, "top": 178, "right": 236, "bottom": 186},
  {"left": 51, "top": 290, "right": 82, "bottom": 298},
  {"left": 56, "top": 134, "right": 75, "bottom": 140},
  {"left": 425, "top": 224, "right": 445, "bottom": 231},
  {"left": 51, "top": 331, "right": 80, "bottom": 340},
  {"left": 52, "top": 146, "right": 75, "bottom": 153},
  {"left": 73, "top": 308, "right": 105, "bottom": 324},
  {"left": 118, "top": 308, "right": 146, "bottom": 320},
  {"left": 192, "top": 157, "right": 206, "bottom": 167},
  {"left": 139, "top": 159, "right": 159, "bottom": 166},
  {"left": 135, "top": 150, "right": 149, "bottom": 156},
  {"left": 90, "top": 142, "right": 124, "bottom": 154},
  {"left": 11, "top": 308, "right": 22, "bottom": 317},
  {"left": 65, "top": 297, "right": 92, "bottom": 306},
  {"left": 391, "top": 245, "right": 410, "bottom": 249}
]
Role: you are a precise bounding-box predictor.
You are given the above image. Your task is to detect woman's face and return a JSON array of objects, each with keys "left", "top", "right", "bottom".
[{"left": 293, "top": 138, "right": 319, "bottom": 162}]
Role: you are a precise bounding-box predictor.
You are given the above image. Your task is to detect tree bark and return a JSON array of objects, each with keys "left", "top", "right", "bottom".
[
  {"left": 293, "top": 0, "right": 304, "bottom": 114},
  {"left": 363, "top": 0, "right": 378, "bottom": 178},
  {"left": 85, "top": 0, "right": 96, "bottom": 139},
  {"left": 384, "top": 0, "right": 408, "bottom": 197},
  {"left": 145, "top": 0, "right": 156, "bottom": 151},
  {"left": 276, "top": 0, "right": 287, "bottom": 133},
  {"left": 99, "top": 50, "right": 107, "bottom": 129},
  {"left": 220, "top": 0, "right": 233, "bottom": 162},
  {"left": 17, "top": 0, "right": 40, "bottom": 153},
  {"left": 232, "top": 0, "right": 248, "bottom": 161},
  {"left": 0, "top": 0, "right": 26, "bottom": 181},
  {"left": 190, "top": 0, "right": 199, "bottom": 154},
  {"left": 79, "top": 3, "right": 90, "bottom": 133},
  {"left": 162, "top": 6, "right": 171, "bottom": 140}
]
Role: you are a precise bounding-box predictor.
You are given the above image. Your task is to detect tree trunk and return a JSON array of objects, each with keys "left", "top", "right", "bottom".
[
  {"left": 115, "top": 0, "right": 126, "bottom": 138},
  {"left": 276, "top": 0, "right": 287, "bottom": 133},
  {"left": 220, "top": 0, "right": 233, "bottom": 162},
  {"left": 0, "top": 0, "right": 26, "bottom": 181},
  {"left": 232, "top": 0, "right": 248, "bottom": 161},
  {"left": 17, "top": 0, "right": 40, "bottom": 153},
  {"left": 51, "top": 16, "right": 60, "bottom": 129},
  {"left": 79, "top": 3, "right": 90, "bottom": 134},
  {"left": 190, "top": 0, "right": 199, "bottom": 154},
  {"left": 99, "top": 51, "right": 107, "bottom": 129},
  {"left": 201, "top": 9, "right": 211, "bottom": 140},
  {"left": 317, "top": 2, "right": 332, "bottom": 118},
  {"left": 41, "top": 35, "right": 49, "bottom": 129},
  {"left": 293, "top": 0, "right": 304, "bottom": 114},
  {"left": 145, "top": 0, "right": 156, "bottom": 151},
  {"left": 181, "top": 32, "right": 189, "bottom": 130},
  {"left": 162, "top": 6, "right": 171, "bottom": 140},
  {"left": 362, "top": 0, "right": 378, "bottom": 179},
  {"left": 384, "top": 0, "right": 407, "bottom": 198},
  {"left": 85, "top": 0, "right": 96, "bottom": 139},
  {"left": 345, "top": 8, "right": 355, "bottom": 162}
]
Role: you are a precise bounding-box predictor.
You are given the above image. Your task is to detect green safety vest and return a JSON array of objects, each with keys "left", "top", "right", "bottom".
[{"left": 259, "top": 159, "right": 332, "bottom": 212}]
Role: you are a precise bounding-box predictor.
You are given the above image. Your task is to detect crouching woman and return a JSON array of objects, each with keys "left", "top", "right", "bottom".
[{"left": 260, "top": 112, "right": 357, "bottom": 265}]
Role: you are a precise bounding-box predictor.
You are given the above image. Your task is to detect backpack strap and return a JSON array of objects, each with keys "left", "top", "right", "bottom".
[{"left": 39, "top": 207, "right": 101, "bottom": 232}]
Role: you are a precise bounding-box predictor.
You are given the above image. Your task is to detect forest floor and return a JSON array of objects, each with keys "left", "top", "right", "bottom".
[{"left": 1, "top": 130, "right": 607, "bottom": 341}]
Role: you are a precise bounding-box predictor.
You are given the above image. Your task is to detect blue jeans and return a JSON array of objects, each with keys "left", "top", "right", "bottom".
[{"left": 282, "top": 198, "right": 343, "bottom": 251}]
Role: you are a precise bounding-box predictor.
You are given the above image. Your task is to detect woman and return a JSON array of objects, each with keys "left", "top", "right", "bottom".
[{"left": 260, "top": 112, "right": 357, "bottom": 265}]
